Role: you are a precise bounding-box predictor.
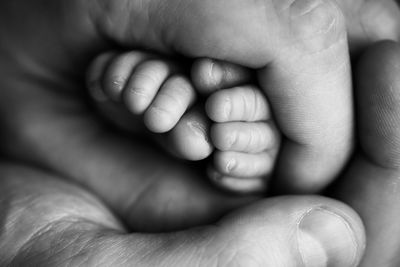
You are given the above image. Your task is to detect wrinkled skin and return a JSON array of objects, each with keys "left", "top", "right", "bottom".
[{"left": 0, "top": 0, "right": 399, "bottom": 266}]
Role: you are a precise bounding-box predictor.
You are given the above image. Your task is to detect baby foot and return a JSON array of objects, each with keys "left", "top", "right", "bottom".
[
  {"left": 86, "top": 51, "right": 213, "bottom": 160},
  {"left": 192, "top": 59, "right": 281, "bottom": 194}
]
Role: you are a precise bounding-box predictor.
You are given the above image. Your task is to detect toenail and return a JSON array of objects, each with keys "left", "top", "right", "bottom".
[
  {"left": 226, "top": 158, "right": 237, "bottom": 173},
  {"left": 210, "top": 60, "right": 222, "bottom": 87},
  {"left": 187, "top": 121, "right": 209, "bottom": 142}
]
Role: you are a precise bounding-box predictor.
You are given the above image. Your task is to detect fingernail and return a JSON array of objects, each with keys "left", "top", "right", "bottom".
[{"left": 298, "top": 207, "right": 358, "bottom": 267}]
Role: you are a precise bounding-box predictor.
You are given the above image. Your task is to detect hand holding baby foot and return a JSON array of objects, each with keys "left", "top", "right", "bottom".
[
  {"left": 87, "top": 53, "right": 280, "bottom": 194},
  {"left": 2, "top": 0, "right": 400, "bottom": 266}
]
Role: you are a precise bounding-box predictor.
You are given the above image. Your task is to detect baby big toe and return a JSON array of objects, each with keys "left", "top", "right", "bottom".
[
  {"left": 123, "top": 59, "right": 174, "bottom": 114},
  {"left": 144, "top": 76, "right": 196, "bottom": 133},
  {"left": 163, "top": 106, "right": 213, "bottom": 161}
]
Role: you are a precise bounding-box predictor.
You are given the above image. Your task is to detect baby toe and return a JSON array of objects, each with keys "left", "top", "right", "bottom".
[
  {"left": 211, "top": 121, "right": 280, "bottom": 153},
  {"left": 87, "top": 52, "right": 115, "bottom": 102},
  {"left": 206, "top": 85, "right": 270, "bottom": 123},
  {"left": 144, "top": 75, "right": 196, "bottom": 133},
  {"left": 123, "top": 59, "right": 174, "bottom": 114},
  {"left": 102, "top": 51, "right": 149, "bottom": 102},
  {"left": 165, "top": 106, "right": 214, "bottom": 161}
]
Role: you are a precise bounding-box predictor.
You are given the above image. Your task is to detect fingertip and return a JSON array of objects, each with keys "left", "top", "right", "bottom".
[
  {"left": 359, "top": 1, "right": 400, "bottom": 45},
  {"left": 297, "top": 204, "right": 365, "bottom": 267},
  {"left": 217, "top": 196, "right": 365, "bottom": 267}
]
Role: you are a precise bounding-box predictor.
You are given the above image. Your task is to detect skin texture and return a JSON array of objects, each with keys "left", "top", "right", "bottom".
[{"left": 0, "top": 0, "right": 399, "bottom": 266}]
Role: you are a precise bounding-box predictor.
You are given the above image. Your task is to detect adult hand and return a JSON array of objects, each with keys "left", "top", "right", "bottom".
[
  {"left": 0, "top": 0, "right": 397, "bottom": 266},
  {"left": 0, "top": 163, "right": 364, "bottom": 266}
]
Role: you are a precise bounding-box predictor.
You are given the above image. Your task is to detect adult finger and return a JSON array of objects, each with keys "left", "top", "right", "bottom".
[
  {"left": 0, "top": 163, "right": 365, "bottom": 267},
  {"left": 331, "top": 41, "right": 400, "bottom": 267},
  {"left": 335, "top": 0, "right": 400, "bottom": 53}
]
